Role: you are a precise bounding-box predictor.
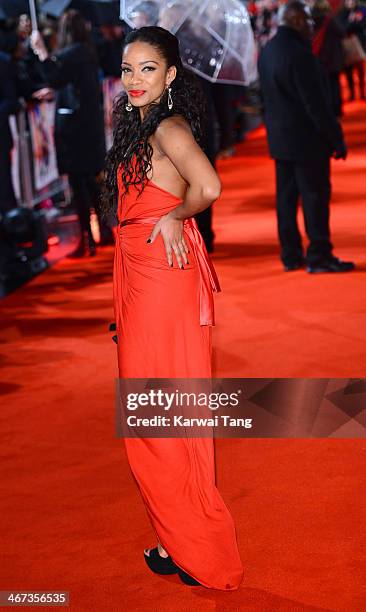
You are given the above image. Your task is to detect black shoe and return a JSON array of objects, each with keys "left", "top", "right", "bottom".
[
  {"left": 68, "top": 231, "right": 96, "bottom": 258},
  {"left": 143, "top": 547, "right": 179, "bottom": 575},
  {"left": 284, "top": 260, "right": 305, "bottom": 272},
  {"left": 307, "top": 256, "right": 355, "bottom": 274},
  {"left": 88, "top": 235, "right": 97, "bottom": 256},
  {"left": 177, "top": 568, "right": 203, "bottom": 586},
  {"left": 67, "top": 238, "right": 85, "bottom": 258}
]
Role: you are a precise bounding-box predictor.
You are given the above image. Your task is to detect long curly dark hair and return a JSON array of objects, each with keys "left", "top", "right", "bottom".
[{"left": 101, "top": 26, "right": 207, "bottom": 218}]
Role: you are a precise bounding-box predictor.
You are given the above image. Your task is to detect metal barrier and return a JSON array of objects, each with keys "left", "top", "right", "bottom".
[
  {"left": 11, "top": 99, "right": 71, "bottom": 210},
  {"left": 10, "top": 77, "right": 123, "bottom": 210}
]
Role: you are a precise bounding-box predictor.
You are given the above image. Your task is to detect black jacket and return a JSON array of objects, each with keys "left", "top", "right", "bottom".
[
  {"left": 316, "top": 17, "right": 345, "bottom": 74},
  {"left": 0, "top": 51, "right": 17, "bottom": 151},
  {"left": 16, "top": 41, "right": 48, "bottom": 101},
  {"left": 40, "top": 42, "right": 105, "bottom": 175},
  {"left": 258, "top": 26, "right": 345, "bottom": 161},
  {"left": 338, "top": 7, "right": 366, "bottom": 48}
]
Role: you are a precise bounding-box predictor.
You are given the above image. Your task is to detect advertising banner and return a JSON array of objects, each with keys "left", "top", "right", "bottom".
[
  {"left": 103, "top": 77, "right": 123, "bottom": 150},
  {"left": 28, "top": 101, "right": 58, "bottom": 191},
  {"left": 9, "top": 115, "right": 21, "bottom": 201}
]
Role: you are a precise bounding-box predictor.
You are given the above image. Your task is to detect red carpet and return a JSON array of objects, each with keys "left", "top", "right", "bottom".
[{"left": 1, "top": 100, "right": 365, "bottom": 611}]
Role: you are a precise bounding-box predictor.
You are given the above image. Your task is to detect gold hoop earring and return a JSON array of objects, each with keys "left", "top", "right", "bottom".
[
  {"left": 167, "top": 86, "right": 173, "bottom": 110},
  {"left": 126, "top": 100, "right": 133, "bottom": 112}
]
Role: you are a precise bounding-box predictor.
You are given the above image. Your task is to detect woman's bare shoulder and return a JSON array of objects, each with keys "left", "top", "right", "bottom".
[{"left": 155, "top": 115, "right": 193, "bottom": 140}]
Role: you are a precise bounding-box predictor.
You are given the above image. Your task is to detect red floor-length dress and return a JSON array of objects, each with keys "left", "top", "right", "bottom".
[{"left": 113, "top": 162, "right": 244, "bottom": 590}]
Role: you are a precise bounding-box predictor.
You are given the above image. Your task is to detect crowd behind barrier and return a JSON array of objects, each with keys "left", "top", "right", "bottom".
[
  {"left": 3, "top": 0, "right": 366, "bottom": 215},
  {"left": 8, "top": 76, "right": 123, "bottom": 209},
  {"left": 0, "top": 0, "right": 364, "bottom": 292}
]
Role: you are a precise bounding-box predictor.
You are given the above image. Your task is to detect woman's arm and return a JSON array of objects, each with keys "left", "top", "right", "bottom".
[
  {"left": 147, "top": 116, "right": 221, "bottom": 268},
  {"left": 30, "top": 31, "right": 74, "bottom": 89},
  {"left": 155, "top": 116, "right": 221, "bottom": 220}
]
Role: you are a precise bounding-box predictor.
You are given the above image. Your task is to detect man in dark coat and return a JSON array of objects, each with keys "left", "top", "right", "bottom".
[
  {"left": 258, "top": 0, "right": 355, "bottom": 273},
  {"left": 0, "top": 46, "right": 18, "bottom": 215}
]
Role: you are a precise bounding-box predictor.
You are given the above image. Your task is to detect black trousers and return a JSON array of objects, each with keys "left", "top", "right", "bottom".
[
  {"left": 194, "top": 78, "right": 217, "bottom": 251},
  {"left": 275, "top": 157, "right": 333, "bottom": 266},
  {"left": 68, "top": 173, "right": 113, "bottom": 240},
  {"left": 328, "top": 72, "right": 342, "bottom": 117},
  {"left": 195, "top": 206, "right": 214, "bottom": 251},
  {"left": 345, "top": 61, "right": 365, "bottom": 100},
  {"left": 212, "top": 84, "right": 235, "bottom": 150},
  {"left": 0, "top": 144, "right": 17, "bottom": 215}
]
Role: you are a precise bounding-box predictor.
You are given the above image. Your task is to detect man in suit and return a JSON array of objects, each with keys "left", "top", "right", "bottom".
[
  {"left": 258, "top": 0, "right": 355, "bottom": 273},
  {"left": 0, "top": 45, "right": 18, "bottom": 216}
]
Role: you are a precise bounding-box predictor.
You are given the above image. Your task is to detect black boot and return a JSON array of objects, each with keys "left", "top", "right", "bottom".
[
  {"left": 87, "top": 231, "right": 97, "bottom": 256},
  {"left": 68, "top": 231, "right": 96, "bottom": 258}
]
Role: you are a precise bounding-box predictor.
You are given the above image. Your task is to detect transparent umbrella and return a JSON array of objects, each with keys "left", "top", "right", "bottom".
[{"left": 120, "top": 0, "right": 258, "bottom": 85}]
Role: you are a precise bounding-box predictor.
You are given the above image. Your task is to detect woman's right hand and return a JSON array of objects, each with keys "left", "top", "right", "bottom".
[
  {"left": 30, "top": 31, "right": 49, "bottom": 62},
  {"left": 32, "top": 87, "right": 54, "bottom": 101},
  {"left": 147, "top": 213, "right": 189, "bottom": 269}
]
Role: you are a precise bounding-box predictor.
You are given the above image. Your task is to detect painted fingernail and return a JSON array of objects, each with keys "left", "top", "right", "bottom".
[
  {"left": 170, "top": 262, "right": 173, "bottom": 267},
  {"left": 180, "top": 265, "right": 184, "bottom": 269},
  {"left": 146, "top": 239, "right": 151, "bottom": 243}
]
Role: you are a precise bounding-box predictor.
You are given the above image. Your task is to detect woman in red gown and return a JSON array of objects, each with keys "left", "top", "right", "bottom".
[{"left": 103, "top": 26, "right": 243, "bottom": 590}]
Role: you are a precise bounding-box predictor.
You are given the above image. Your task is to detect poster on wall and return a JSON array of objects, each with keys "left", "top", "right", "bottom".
[
  {"left": 9, "top": 115, "right": 21, "bottom": 201},
  {"left": 28, "top": 101, "right": 58, "bottom": 191},
  {"left": 103, "top": 77, "right": 123, "bottom": 150}
]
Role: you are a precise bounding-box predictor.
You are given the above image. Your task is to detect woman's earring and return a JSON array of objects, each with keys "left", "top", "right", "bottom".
[
  {"left": 125, "top": 100, "right": 133, "bottom": 112},
  {"left": 167, "top": 86, "right": 173, "bottom": 110}
]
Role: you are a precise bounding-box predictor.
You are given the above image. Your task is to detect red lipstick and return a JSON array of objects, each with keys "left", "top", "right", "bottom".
[{"left": 129, "top": 90, "right": 146, "bottom": 97}]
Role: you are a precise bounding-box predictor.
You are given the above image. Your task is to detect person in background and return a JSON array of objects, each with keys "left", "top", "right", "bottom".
[
  {"left": 0, "top": 32, "right": 18, "bottom": 215},
  {"left": 15, "top": 14, "right": 53, "bottom": 103},
  {"left": 212, "top": 84, "right": 239, "bottom": 159},
  {"left": 338, "top": 0, "right": 366, "bottom": 100},
  {"left": 256, "top": 0, "right": 279, "bottom": 47},
  {"left": 30, "top": 10, "right": 109, "bottom": 257},
  {"left": 193, "top": 77, "right": 218, "bottom": 253},
  {"left": 130, "top": 1, "right": 160, "bottom": 28},
  {"left": 248, "top": 0, "right": 259, "bottom": 34},
  {"left": 312, "top": 0, "right": 345, "bottom": 117},
  {"left": 258, "top": 1, "right": 355, "bottom": 273},
  {"left": 159, "top": 5, "right": 219, "bottom": 252},
  {"left": 17, "top": 13, "right": 31, "bottom": 43},
  {"left": 96, "top": 24, "right": 126, "bottom": 78}
]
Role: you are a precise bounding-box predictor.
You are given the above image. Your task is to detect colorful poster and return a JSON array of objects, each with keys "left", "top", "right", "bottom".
[
  {"left": 9, "top": 115, "right": 21, "bottom": 201},
  {"left": 28, "top": 101, "right": 58, "bottom": 191},
  {"left": 103, "top": 77, "right": 123, "bottom": 150}
]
